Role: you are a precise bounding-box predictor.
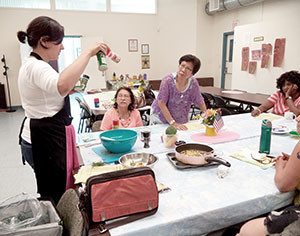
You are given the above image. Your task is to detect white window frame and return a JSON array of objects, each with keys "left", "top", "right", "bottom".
[{"left": 0, "top": 0, "right": 157, "bottom": 14}]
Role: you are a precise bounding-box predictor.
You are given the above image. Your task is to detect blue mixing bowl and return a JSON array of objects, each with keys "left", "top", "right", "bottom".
[{"left": 100, "top": 129, "right": 138, "bottom": 153}]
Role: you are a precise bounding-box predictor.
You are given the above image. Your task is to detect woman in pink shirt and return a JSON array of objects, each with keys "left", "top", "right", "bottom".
[
  {"left": 251, "top": 71, "right": 300, "bottom": 117},
  {"left": 100, "top": 87, "right": 143, "bottom": 130}
]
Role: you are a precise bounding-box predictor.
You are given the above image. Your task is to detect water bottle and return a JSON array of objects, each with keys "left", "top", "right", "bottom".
[{"left": 259, "top": 119, "right": 272, "bottom": 154}]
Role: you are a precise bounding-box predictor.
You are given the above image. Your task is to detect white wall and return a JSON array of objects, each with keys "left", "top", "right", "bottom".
[
  {"left": 232, "top": 18, "right": 300, "bottom": 94},
  {"left": 1, "top": 0, "right": 299, "bottom": 106},
  {"left": 206, "top": 0, "right": 300, "bottom": 93},
  {"left": 0, "top": 0, "right": 200, "bottom": 106}
]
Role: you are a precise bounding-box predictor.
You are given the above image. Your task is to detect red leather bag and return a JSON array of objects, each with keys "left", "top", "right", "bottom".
[{"left": 79, "top": 167, "right": 158, "bottom": 235}]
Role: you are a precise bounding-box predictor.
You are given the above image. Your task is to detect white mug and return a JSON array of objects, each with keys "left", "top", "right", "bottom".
[{"left": 284, "top": 111, "right": 296, "bottom": 120}]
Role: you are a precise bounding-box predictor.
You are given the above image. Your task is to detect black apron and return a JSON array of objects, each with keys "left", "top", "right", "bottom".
[{"left": 19, "top": 52, "right": 73, "bottom": 204}]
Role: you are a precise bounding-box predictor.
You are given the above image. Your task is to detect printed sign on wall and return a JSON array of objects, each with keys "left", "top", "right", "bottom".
[
  {"left": 249, "top": 61, "right": 257, "bottom": 74},
  {"left": 251, "top": 50, "right": 261, "bottom": 61},
  {"left": 273, "top": 38, "right": 286, "bottom": 67},
  {"left": 261, "top": 43, "right": 272, "bottom": 68},
  {"left": 241, "top": 47, "right": 249, "bottom": 71}
]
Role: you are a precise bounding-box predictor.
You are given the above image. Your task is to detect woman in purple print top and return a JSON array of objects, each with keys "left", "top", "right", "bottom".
[{"left": 151, "top": 54, "right": 206, "bottom": 130}]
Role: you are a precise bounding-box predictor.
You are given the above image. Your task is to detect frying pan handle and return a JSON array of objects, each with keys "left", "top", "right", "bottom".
[
  {"left": 205, "top": 156, "right": 231, "bottom": 167},
  {"left": 175, "top": 140, "right": 186, "bottom": 146}
]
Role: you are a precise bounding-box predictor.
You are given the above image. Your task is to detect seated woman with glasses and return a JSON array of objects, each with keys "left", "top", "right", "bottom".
[
  {"left": 100, "top": 87, "right": 143, "bottom": 130},
  {"left": 251, "top": 70, "right": 300, "bottom": 117},
  {"left": 151, "top": 54, "right": 206, "bottom": 130}
]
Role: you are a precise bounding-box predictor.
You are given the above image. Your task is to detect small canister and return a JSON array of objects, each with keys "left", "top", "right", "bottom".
[
  {"left": 259, "top": 119, "right": 272, "bottom": 154},
  {"left": 94, "top": 98, "right": 100, "bottom": 108},
  {"left": 112, "top": 120, "right": 119, "bottom": 129},
  {"left": 97, "top": 51, "right": 108, "bottom": 72},
  {"left": 106, "top": 49, "right": 121, "bottom": 63},
  {"left": 81, "top": 74, "right": 89, "bottom": 92}
]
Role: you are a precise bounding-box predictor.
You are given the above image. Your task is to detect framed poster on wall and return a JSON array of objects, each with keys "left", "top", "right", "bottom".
[
  {"left": 141, "top": 44, "right": 149, "bottom": 54},
  {"left": 128, "top": 39, "right": 138, "bottom": 52}
]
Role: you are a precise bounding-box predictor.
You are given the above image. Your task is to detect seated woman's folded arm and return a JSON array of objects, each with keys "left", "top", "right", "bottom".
[{"left": 275, "top": 141, "right": 300, "bottom": 192}]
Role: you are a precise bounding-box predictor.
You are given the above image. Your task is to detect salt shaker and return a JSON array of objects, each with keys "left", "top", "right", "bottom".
[
  {"left": 142, "top": 130, "right": 151, "bottom": 148},
  {"left": 217, "top": 165, "right": 230, "bottom": 178}
]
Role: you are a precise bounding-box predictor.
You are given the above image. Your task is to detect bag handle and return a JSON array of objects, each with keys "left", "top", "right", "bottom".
[{"left": 88, "top": 209, "right": 156, "bottom": 235}]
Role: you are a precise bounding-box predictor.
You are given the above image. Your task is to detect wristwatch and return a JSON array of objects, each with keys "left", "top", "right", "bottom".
[
  {"left": 285, "top": 96, "right": 292, "bottom": 101},
  {"left": 170, "top": 120, "right": 175, "bottom": 125}
]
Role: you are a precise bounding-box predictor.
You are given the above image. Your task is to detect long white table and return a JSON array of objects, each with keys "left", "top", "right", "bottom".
[{"left": 77, "top": 113, "right": 298, "bottom": 235}]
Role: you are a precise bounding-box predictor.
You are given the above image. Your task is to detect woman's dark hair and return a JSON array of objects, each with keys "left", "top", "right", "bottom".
[
  {"left": 17, "top": 16, "right": 64, "bottom": 48},
  {"left": 179, "top": 54, "right": 201, "bottom": 75},
  {"left": 113, "top": 87, "right": 135, "bottom": 111},
  {"left": 276, "top": 70, "right": 300, "bottom": 93}
]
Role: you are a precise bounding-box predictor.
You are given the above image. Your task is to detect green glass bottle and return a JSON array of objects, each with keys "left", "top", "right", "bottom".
[{"left": 259, "top": 119, "right": 272, "bottom": 154}]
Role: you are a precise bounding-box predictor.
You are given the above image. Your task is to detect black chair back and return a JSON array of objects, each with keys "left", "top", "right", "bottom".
[{"left": 75, "top": 96, "right": 95, "bottom": 133}]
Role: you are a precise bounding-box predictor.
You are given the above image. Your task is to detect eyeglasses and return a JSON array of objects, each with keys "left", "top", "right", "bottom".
[
  {"left": 117, "top": 94, "right": 130, "bottom": 98},
  {"left": 179, "top": 64, "right": 193, "bottom": 73}
]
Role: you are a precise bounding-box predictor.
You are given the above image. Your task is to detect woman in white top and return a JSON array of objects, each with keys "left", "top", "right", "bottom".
[{"left": 17, "top": 16, "right": 110, "bottom": 204}]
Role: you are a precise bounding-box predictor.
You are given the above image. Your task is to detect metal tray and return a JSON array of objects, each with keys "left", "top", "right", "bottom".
[{"left": 166, "top": 152, "right": 219, "bottom": 169}]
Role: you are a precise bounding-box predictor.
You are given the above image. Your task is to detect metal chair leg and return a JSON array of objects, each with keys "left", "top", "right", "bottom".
[{"left": 78, "top": 118, "right": 82, "bottom": 133}]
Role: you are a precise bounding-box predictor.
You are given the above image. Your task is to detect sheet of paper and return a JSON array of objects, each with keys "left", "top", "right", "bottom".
[
  {"left": 74, "top": 165, "right": 127, "bottom": 184},
  {"left": 255, "top": 113, "right": 282, "bottom": 121},
  {"left": 185, "top": 122, "right": 205, "bottom": 131}
]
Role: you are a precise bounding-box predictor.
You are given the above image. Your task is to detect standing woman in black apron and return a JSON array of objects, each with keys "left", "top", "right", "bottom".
[{"left": 17, "top": 16, "right": 110, "bottom": 204}]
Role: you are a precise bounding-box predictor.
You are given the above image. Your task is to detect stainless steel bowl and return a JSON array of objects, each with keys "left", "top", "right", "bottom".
[{"left": 119, "top": 153, "right": 158, "bottom": 168}]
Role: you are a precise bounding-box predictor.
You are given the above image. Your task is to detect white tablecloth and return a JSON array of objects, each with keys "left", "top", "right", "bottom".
[{"left": 77, "top": 113, "right": 298, "bottom": 235}]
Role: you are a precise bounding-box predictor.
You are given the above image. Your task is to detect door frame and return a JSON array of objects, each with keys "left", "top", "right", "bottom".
[{"left": 221, "top": 31, "right": 234, "bottom": 89}]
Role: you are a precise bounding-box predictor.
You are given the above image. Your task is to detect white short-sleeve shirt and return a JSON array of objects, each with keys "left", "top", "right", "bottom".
[{"left": 18, "top": 57, "right": 64, "bottom": 143}]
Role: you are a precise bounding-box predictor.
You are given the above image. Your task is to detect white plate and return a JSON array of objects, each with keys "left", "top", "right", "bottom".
[{"left": 272, "top": 126, "right": 289, "bottom": 134}]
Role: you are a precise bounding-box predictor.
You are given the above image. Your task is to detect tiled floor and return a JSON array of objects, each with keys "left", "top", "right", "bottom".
[{"left": 0, "top": 108, "right": 36, "bottom": 201}]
